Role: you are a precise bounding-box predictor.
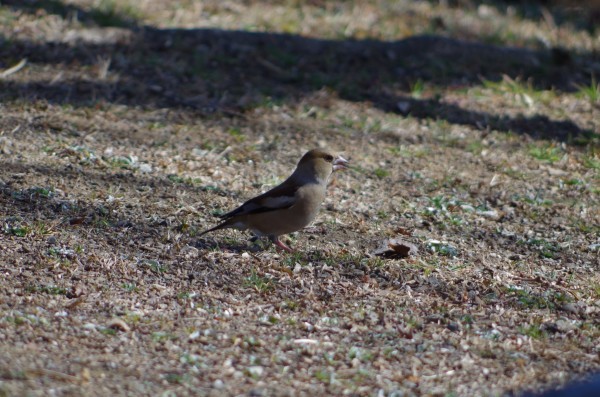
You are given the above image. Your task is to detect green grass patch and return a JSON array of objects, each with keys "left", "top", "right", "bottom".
[
  {"left": 244, "top": 269, "right": 275, "bottom": 293},
  {"left": 100, "top": 328, "right": 118, "bottom": 336},
  {"left": 26, "top": 284, "right": 68, "bottom": 296},
  {"left": 576, "top": 75, "right": 600, "bottom": 103},
  {"left": 529, "top": 145, "right": 562, "bottom": 163},
  {"left": 90, "top": 0, "right": 142, "bottom": 27},
  {"left": 563, "top": 178, "right": 584, "bottom": 186},
  {"left": 506, "top": 286, "right": 569, "bottom": 309},
  {"left": 106, "top": 155, "right": 136, "bottom": 169},
  {"left": 410, "top": 79, "right": 425, "bottom": 98},
  {"left": 4, "top": 224, "right": 30, "bottom": 237},
  {"left": 151, "top": 332, "right": 175, "bottom": 342},
  {"left": 581, "top": 155, "right": 600, "bottom": 170},
  {"left": 143, "top": 260, "right": 167, "bottom": 274},
  {"left": 227, "top": 127, "right": 246, "bottom": 142},
  {"left": 373, "top": 168, "right": 389, "bottom": 179},
  {"left": 122, "top": 282, "right": 138, "bottom": 293},
  {"left": 518, "top": 237, "right": 560, "bottom": 259},
  {"left": 518, "top": 324, "right": 546, "bottom": 339},
  {"left": 314, "top": 369, "right": 333, "bottom": 383},
  {"left": 481, "top": 75, "right": 553, "bottom": 106}
]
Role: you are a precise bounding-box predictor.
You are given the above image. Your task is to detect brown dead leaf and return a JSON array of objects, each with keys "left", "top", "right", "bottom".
[{"left": 373, "top": 238, "right": 419, "bottom": 258}]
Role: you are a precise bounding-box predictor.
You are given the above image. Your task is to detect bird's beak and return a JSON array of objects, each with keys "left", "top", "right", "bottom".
[{"left": 333, "top": 156, "right": 349, "bottom": 171}]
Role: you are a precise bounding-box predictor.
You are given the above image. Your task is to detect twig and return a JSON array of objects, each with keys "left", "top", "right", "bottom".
[
  {"left": 0, "top": 58, "right": 27, "bottom": 79},
  {"left": 27, "top": 368, "right": 79, "bottom": 383}
]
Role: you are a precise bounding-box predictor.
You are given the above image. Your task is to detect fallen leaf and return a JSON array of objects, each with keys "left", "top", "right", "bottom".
[{"left": 373, "top": 238, "right": 418, "bottom": 258}]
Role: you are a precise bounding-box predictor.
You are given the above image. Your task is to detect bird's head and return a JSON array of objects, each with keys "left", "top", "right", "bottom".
[{"left": 296, "top": 149, "right": 349, "bottom": 183}]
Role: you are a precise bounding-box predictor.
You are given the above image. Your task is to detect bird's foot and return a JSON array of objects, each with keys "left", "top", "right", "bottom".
[{"left": 273, "top": 238, "right": 294, "bottom": 253}]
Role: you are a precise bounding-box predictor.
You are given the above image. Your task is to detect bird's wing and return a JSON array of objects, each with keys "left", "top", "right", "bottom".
[{"left": 220, "top": 180, "right": 299, "bottom": 219}]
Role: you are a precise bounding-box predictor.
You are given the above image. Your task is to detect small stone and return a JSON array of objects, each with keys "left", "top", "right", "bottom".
[
  {"left": 246, "top": 366, "right": 264, "bottom": 378},
  {"left": 138, "top": 163, "right": 152, "bottom": 173},
  {"left": 555, "top": 319, "right": 576, "bottom": 332},
  {"left": 559, "top": 303, "right": 579, "bottom": 314},
  {"left": 447, "top": 322, "right": 460, "bottom": 332},
  {"left": 547, "top": 167, "right": 568, "bottom": 176},
  {"left": 115, "top": 219, "right": 133, "bottom": 228},
  {"left": 425, "top": 240, "right": 458, "bottom": 257},
  {"left": 478, "top": 209, "right": 501, "bottom": 220}
]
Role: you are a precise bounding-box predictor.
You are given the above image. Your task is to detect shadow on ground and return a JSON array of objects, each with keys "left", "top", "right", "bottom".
[
  {"left": 1, "top": 1, "right": 598, "bottom": 144},
  {"left": 0, "top": 159, "right": 207, "bottom": 234}
]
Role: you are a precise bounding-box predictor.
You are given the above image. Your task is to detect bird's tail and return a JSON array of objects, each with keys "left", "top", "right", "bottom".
[{"left": 198, "top": 219, "right": 236, "bottom": 237}]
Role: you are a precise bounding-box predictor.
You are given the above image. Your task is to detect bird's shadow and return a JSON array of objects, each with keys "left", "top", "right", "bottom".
[
  {"left": 192, "top": 233, "right": 328, "bottom": 258},
  {"left": 193, "top": 235, "right": 271, "bottom": 253}
]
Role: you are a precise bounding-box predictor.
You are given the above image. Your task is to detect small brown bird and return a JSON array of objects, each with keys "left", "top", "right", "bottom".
[{"left": 200, "top": 149, "right": 349, "bottom": 252}]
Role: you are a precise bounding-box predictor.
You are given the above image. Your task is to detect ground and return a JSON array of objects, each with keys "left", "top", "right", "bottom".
[{"left": 0, "top": 1, "right": 599, "bottom": 396}]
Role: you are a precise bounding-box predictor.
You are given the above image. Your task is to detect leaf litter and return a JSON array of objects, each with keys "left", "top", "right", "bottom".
[{"left": 0, "top": 1, "right": 599, "bottom": 396}]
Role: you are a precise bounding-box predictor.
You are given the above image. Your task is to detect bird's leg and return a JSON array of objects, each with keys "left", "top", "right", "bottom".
[{"left": 270, "top": 236, "right": 293, "bottom": 253}]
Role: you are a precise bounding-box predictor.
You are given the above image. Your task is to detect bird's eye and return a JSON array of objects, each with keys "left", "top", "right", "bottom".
[{"left": 325, "top": 155, "right": 334, "bottom": 162}]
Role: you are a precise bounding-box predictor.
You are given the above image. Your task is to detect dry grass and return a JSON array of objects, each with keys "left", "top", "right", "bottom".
[{"left": 0, "top": 1, "right": 599, "bottom": 396}]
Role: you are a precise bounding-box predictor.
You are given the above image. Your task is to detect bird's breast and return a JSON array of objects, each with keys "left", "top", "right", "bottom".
[{"left": 294, "top": 183, "right": 327, "bottom": 220}]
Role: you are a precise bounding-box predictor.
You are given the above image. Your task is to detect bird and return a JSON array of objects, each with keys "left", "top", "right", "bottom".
[{"left": 199, "top": 149, "right": 349, "bottom": 252}]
